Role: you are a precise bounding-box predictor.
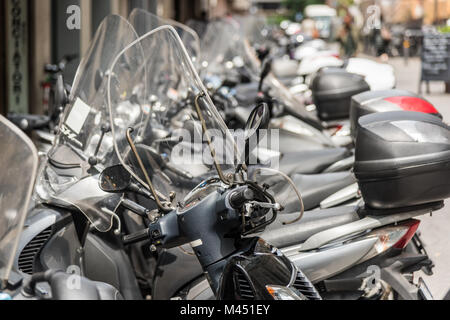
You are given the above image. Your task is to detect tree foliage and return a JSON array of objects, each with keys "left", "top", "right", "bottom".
[{"left": 283, "top": 0, "right": 326, "bottom": 18}]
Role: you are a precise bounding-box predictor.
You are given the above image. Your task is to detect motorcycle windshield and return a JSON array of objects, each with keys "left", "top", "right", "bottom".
[
  {"left": 107, "top": 26, "right": 240, "bottom": 207},
  {"left": 0, "top": 116, "right": 38, "bottom": 285},
  {"left": 238, "top": 28, "right": 323, "bottom": 127},
  {"left": 129, "top": 8, "right": 201, "bottom": 68},
  {"left": 34, "top": 15, "right": 140, "bottom": 232},
  {"left": 234, "top": 14, "right": 269, "bottom": 47},
  {"left": 199, "top": 19, "right": 260, "bottom": 79},
  {"left": 201, "top": 18, "right": 320, "bottom": 126}
]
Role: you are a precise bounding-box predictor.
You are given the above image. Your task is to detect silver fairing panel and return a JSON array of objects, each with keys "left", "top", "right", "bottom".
[{"left": 283, "top": 237, "right": 378, "bottom": 283}]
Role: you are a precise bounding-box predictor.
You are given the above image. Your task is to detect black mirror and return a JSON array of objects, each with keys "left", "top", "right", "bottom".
[
  {"left": 258, "top": 58, "right": 273, "bottom": 92},
  {"left": 245, "top": 103, "right": 270, "bottom": 137},
  {"left": 95, "top": 69, "right": 103, "bottom": 91},
  {"left": 256, "top": 46, "right": 270, "bottom": 63},
  {"left": 244, "top": 103, "right": 270, "bottom": 164},
  {"left": 99, "top": 165, "right": 132, "bottom": 193},
  {"left": 54, "top": 75, "right": 67, "bottom": 109}
]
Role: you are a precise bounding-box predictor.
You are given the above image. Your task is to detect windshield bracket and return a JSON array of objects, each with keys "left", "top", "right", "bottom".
[{"left": 126, "top": 128, "right": 172, "bottom": 213}]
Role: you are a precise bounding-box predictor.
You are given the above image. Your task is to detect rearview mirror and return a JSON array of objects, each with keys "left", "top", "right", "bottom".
[
  {"left": 95, "top": 69, "right": 103, "bottom": 91},
  {"left": 244, "top": 103, "right": 270, "bottom": 164},
  {"left": 258, "top": 58, "right": 273, "bottom": 92},
  {"left": 245, "top": 103, "right": 270, "bottom": 139},
  {"left": 99, "top": 165, "right": 132, "bottom": 193},
  {"left": 54, "top": 75, "right": 68, "bottom": 110}
]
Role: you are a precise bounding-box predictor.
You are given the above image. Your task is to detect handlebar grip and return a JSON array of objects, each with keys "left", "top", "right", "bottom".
[
  {"left": 229, "top": 188, "right": 254, "bottom": 209},
  {"left": 120, "top": 199, "right": 149, "bottom": 217},
  {"left": 44, "top": 64, "right": 59, "bottom": 73},
  {"left": 32, "top": 117, "right": 51, "bottom": 130},
  {"left": 8, "top": 114, "right": 50, "bottom": 131},
  {"left": 122, "top": 229, "right": 150, "bottom": 246},
  {"left": 165, "top": 162, "right": 193, "bottom": 180}
]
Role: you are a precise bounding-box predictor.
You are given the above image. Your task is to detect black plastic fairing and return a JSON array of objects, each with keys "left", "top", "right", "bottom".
[
  {"left": 354, "top": 111, "right": 450, "bottom": 209},
  {"left": 218, "top": 238, "right": 295, "bottom": 300},
  {"left": 311, "top": 68, "right": 370, "bottom": 121}
]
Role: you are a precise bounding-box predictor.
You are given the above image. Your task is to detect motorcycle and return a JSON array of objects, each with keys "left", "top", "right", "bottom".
[
  {"left": 154, "top": 110, "right": 447, "bottom": 301},
  {"left": 0, "top": 114, "right": 123, "bottom": 300}
]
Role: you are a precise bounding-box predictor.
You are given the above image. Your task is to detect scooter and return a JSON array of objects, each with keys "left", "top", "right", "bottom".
[
  {"left": 0, "top": 114, "right": 122, "bottom": 301},
  {"left": 151, "top": 110, "right": 448, "bottom": 300},
  {"left": 92, "top": 104, "right": 320, "bottom": 300}
]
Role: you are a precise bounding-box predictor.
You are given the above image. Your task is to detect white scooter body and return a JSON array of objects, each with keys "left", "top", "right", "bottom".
[
  {"left": 297, "top": 55, "right": 344, "bottom": 76},
  {"left": 345, "top": 58, "right": 396, "bottom": 91}
]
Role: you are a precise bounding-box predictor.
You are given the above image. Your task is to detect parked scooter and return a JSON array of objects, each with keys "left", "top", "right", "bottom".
[
  {"left": 154, "top": 110, "right": 447, "bottom": 300},
  {"left": 0, "top": 114, "right": 123, "bottom": 301}
]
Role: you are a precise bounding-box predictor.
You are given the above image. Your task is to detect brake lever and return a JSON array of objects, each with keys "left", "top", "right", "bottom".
[
  {"left": 245, "top": 201, "right": 282, "bottom": 212},
  {"left": 241, "top": 200, "right": 281, "bottom": 236}
]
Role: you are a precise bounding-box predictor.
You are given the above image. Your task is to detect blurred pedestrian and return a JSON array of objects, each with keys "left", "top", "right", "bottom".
[
  {"left": 338, "top": 12, "right": 357, "bottom": 58},
  {"left": 375, "top": 15, "right": 391, "bottom": 62}
]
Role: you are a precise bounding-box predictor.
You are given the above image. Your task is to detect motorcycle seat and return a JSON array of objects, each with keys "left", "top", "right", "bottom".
[
  {"left": 234, "top": 82, "right": 260, "bottom": 105},
  {"left": 279, "top": 148, "right": 351, "bottom": 175},
  {"left": 261, "top": 205, "right": 362, "bottom": 249},
  {"left": 292, "top": 171, "right": 357, "bottom": 211}
]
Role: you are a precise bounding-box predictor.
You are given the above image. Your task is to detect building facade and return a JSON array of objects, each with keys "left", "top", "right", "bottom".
[{"left": 0, "top": 0, "right": 212, "bottom": 116}]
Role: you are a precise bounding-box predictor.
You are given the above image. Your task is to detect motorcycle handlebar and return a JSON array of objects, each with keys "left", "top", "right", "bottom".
[
  {"left": 165, "top": 162, "right": 193, "bottom": 180},
  {"left": 7, "top": 114, "right": 50, "bottom": 131},
  {"left": 228, "top": 187, "right": 255, "bottom": 209}
]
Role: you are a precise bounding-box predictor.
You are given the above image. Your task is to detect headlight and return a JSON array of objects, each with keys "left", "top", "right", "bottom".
[{"left": 266, "top": 285, "right": 306, "bottom": 300}]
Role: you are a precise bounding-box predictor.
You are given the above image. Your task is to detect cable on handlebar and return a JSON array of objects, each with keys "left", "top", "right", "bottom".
[{"left": 253, "top": 167, "right": 305, "bottom": 225}]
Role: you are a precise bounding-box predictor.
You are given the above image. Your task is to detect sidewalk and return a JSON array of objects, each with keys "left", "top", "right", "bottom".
[{"left": 388, "top": 56, "right": 450, "bottom": 120}]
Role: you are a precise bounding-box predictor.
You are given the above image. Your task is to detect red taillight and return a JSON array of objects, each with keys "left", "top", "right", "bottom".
[
  {"left": 330, "top": 125, "right": 343, "bottom": 136},
  {"left": 384, "top": 96, "right": 440, "bottom": 115},
  {"left": 393, "top": 219, "right": 420, "bottom": 249}
]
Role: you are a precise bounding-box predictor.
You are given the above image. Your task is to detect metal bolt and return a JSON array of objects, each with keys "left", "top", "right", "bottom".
[{"left": 152, "top": 230, "right": 161, "bottom": 239}]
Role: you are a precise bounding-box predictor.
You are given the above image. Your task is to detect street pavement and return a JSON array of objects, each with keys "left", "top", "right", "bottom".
[{"left": 367, "top": 55, "right": 450, "bottom": 299}]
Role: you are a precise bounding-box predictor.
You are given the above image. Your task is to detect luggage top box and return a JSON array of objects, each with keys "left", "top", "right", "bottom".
[
  {"left": 354, "top": 111, "right": 450, "bottom": 210},
  {"left": 350, "top": 89, "right": 441, "bottom": 141},
  {"left": 311, "top": 68, "right": 370, "bottom": 121}
]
